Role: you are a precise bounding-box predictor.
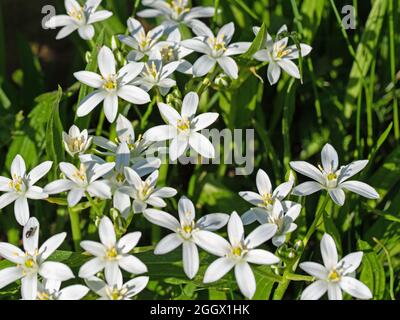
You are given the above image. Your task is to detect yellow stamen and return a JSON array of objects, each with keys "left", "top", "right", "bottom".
[
  {"left": 177, "top": 118, "right": 190, "bottom": 131},
  {"left": 25, "top": 258, "right": 35, "bottom": 268},
  {"left": 328, "top": 270, "right": 341, "bottom": 282},
  {"left": 232, "top": 246, "right": 242, "bottom": 257},
  {"left": 103, "top": 75, "right": 117, "bottom": 91},
  {"left": 107, "top": 247, "right": 118, "bottom": 259},
  {"left": 327, "top": 172, "right": 337, "bottom": 181}
]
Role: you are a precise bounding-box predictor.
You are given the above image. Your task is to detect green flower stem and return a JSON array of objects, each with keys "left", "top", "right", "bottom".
[
  {"left": 273, "top": 194, "right": 331, "bottom": 299},
  {"left": 95, "top": 111, "right": 105, "bottom": 136},
  {"left": 85, "top": 192, "right": 103, "bottom": 217},
  {"left": 68, "top": 208, "right": 81, "bottom": 252}
]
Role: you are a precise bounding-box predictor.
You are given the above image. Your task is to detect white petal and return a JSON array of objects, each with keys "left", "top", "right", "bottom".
[
  {"left": 58, "top": 285, "right": 90, "bottom": 300},
  {"left": 289, "top": 161, "right": 325, "bottom": 184},
  {"left": 292, "top": 181, "right": 323, "bottom": 196},
  {"left": 321, "top": 143, "right": 339, "bottom": 172},
  {"left": 74, "top": 71, "right": 103, "bottom": 88},
  {"left": 39, "top": 261, "right": 74, "bottom": 281},
  {"left": 77, "top": 90, "right": 107, "bottom": 117},
  {"left": 11, "top": 154, "right": 26, "bottom": 177},
  {"left": 124, "top": 276, "right": 149, "bottom": 297},
  {"left": 78, "top": 257, "right": 105, "bottom": 278},
  {"left": 285, "top": 44, "right": 312, "bottom": 59},
  {"left": 27, "top": 161, "right": 53, "bottom": 185},
  {"left": 228, "top": 212, "right": 244, "bottom": 245},
  {"left": 151, "top": 187, "right": 177, "bottom": 198},
  {"left": 238, "top": 191, "right": 263, "bottom": 206},
  {"left": 143, "top": 209, "right": 180, "bottom": 232},
  {"left": 178, "top": 196, "right": 195, "bottom": 223},
  {"left": 245, "top": 223, "right": 277, "bottom": 248},
  {"left": 189, "top": 20, "right": 214, "bottom": 38},
  {"left": 196, "top": 213, "right": 229, "bottom": 231},
  {"left": 320, "top": 233, "right": 338, "bottom": 269},
  {"left": 217, "top": 56, "right": 238, "bottom": 79},
  {"left": 267, "top": 61, "right": 281, "bottom": 85},
  {"left": 225, "top": 42, "right": 251, "bottom": 56},
  {"left": 99, "top": 216, "right": 116, "bottom": 248},
  {"left": 78, "top": 25, "right": 95, "bottom": 40},
  {"left": 67, "top": 188, "right": 84, "bottom": 206},
  {"left": 328, "top": 188, "right": 345, "bottom": 206},
  {"left": 103, "top": 93, "right": 118, "bottom": 123},
  {"left": 245, "top": 249, "right": 280, "bottom": 265},
  {"left": 118, "top": 85, "right": 150, "bottom": 105},
  {"left": 0, "top": 177, "right": 12, "bottom": 192},
  {"left": 38, "top": 232, "right": 66, "bottom": 260},
  {"left": 339, "top": 277, "right": 372, "bottom": 300},
  {"left": 0, "top": 192, "right": 18, "bottom": 210},
  {"left": 154, "top": 233, "right": 183, "bottom": 254},
  {"left": 234, "top": 262, "right": 256, "bottom": 299},
  {"left": 169, "top": 137, "right": 188, "bottom": 161},
  {"left": 188, "top": 132, "right": 215, "bottom": 159},
  {"left": 203, "top": 257, "right": 235, "bottom": 283},
  {"left": 338, "top": 160, "right": 368, "bottom": 183},
  {"left": 340, "top": 181, "right": 379, "bottom": 199},
  {"left": 300, "top": 280, "right": 328, "bottom": 300},
  {"left": 98, "top": 46, "right": 116, "bottom": 78},
  {"left": 117, "top": 62, "right": 144, "bottom": 84},
  {"left": 327, "top": 283, "right": 343, "bottom": 300},
  {"left": 87, "top": 10, "right": 113, "bottom": 24},
  {"left": 241, "top": 209, "right": 258, "bottom": 225},
  {"left": 0, "top": 243, "right": 24, "bottom": 264},
  {"left": 117, "top": 232, "right": 141, "bottom": 254},
  {"left": 80, "top": 240, "right": 106, "bottom": 257},
  {"left": 14, "top": 197, "right": 30, "bottom": 226},
  {"left": 181, "top": 91, "right": 198, "bottom": 119},
  {"left": 272, "top": 180, "right": 293, "bottom": 200},
  {"left": 119, "top": 255, "right": 147, "bottom": 274},
  {"left": 253, "top": 49, "right": 270, "bottom": 62},
  {"left": 192, "top": 55, "right": 216, "bottom": 77},
  {"left": 181, "top": 39, "right": 211, "bottom": 55},
  {"left": 299, "top": 262, "right": 328, "bottom": 279},
  {"left": 339, "top": 252, "right": 363, "bottom": 275},
  {"left": 21, "top": 275, "right": 37, "bottom": 300},
  {"left": 256, "top": 169, "right": 272, "bottom": 195},
  {"left": 45, "top": 14, "right": 73, "bottom": 28},
  {"left": 217, "top": 22, "right": 235, "bottom": 44},
  {"left": 182, "top": 241, "right": 199, "bottom": 279},
  {"left": 44, "top": 179, "right": 75, "bottom": 194},
  {"left": 56, "top": 24, "right": 79, "bottom": 40},
  {"left": 0, "top": 267, "right": 23, "bottom": 289},
  {"left": 192, "top": 230, "right": 231, "bottom": 256},
  {"left": 143, "top": 125, "right": 177, "bottom": 142},
  {"left": 104, "top": 262, "right": 122, "bottom": 285},
  {"left": 158, "top": 102, "right": 181, "bottom": 126},
  {"left": 277, "top": 59, "right": 300, "bottom": 79},
  {"left": 192, "top": 113, "right": 219, "bottom": 131}
]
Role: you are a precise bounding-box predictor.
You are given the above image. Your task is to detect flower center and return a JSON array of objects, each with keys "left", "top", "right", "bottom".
[
  {"left": 9, "top": 174, "right": 25, "bottom": 193},
  {"left": 68, "top": 6, "right": 84, "bottom": 22},
  {"left": 74, "top": 165, "right": 87, "bottom": 182},
  {"left": 327, "top": 172, "right": 337, "bottom": 181},
  {"left": 328, "top": 269, "right": 341, "bottom": 283},
  {"left": 178, "top": 221, "right": 196, "bottom": 239},
  {"left": 232, "top": 246, "right": 242, "bottom": 257},
  {"left": 145, "top": 62, "right": 159, "bottom": 79},
  {"left": 24, "top": 258, "right": 35, "bottom": 268},
  {"left": 102, "top": 75, "right": 117, "bottom": 91},
  {"left": 210, "top": 36, "right": 227, "bottom": 55},
  {"left": 168, "top": 0, "right": 190, "bottom": 19},
  {"left": 139, "top": 182, "right": 153, "bottom": 200},
  {"left": 106, "top": 247, "right": 118, "bottom": 259},
  {"left": 160, "top": 45, "right": 175, "bottom": 62},
  {"left": 261, "top": 193, "right": 273, "bottom": 206},
  {"left": 37, "top": 291, "right": 51, "bottom": 300},
  {"left": 177, "top": 118, "right": 190, "bottom": 132},
  {"left": 273, "top": 42, "right": 291, "bottom": 60},
  {"left": 69, "top": 136, "right": 84, "bottom": 152},
  {"left": 115, "top": 173, "right": 125, "bottom": 184}
]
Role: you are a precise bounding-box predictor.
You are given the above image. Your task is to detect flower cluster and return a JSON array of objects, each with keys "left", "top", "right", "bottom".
[{"left": 0, "top": 0, "right": 381, "bottom": 301}]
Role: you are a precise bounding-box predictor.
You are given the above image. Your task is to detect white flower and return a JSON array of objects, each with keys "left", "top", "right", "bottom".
[
  {"left": 132, "top": 60, "right": 179, "bottom": 96},
  {"left": 118, "top": 18, "right": 164, "bottom": 62},
  {"left": 62, "top": 125, "right": 93, "bottom": 157},
  {"left": 290, "top": 143, "right": 379, "bottom": 206},
  {"left": 45, "top": 0, "right": 112, "bottom": 40},
  {"left": 300, "top": 233, "right": 372, "bottom": 300},
  {"left": 150, "top": 28, "right": 193, "bottom": 74},
  {"left": 86, "top": 271, "right": 148, "bottom": 300},
  {"left": 181, "top": 21, "right": 251, "bottom": 79},
  {"left": 78, "top": 216, "right": 148, "bottom": 281},
  {"left": 123, "top": 168, "right": 177, "bottom": 214},
  {"left": 199, "top": 212, "right": 279, "bottom": 299},
  {"left": 137, "top": 0, "right": 214, "bottom": 31},
  {"left": 143, "top": 196, "right": 229, "bottom": 279},
  {"left": 36, "top": 279, "right": 89, "bottom": 300},
  {"left": 0, "top": 217, "right": 74, "bottom": 300},
  {"left": 0, "top": 155, "right": 52, "bottom": 225},
  {"left": 253, "top": 25, "right": 312, "bottom": 85},
  {"left": 239, "top": 169, "right": 295, "bottom": 225},
  {"left": 74, "top": 46, "right": 150, "bottom": 123},
  {"left": 44, "top": 161, "right": 115, "bottom": 207},
  {"left": 143, "top": 91, "right": 218, "bottom": 161}
]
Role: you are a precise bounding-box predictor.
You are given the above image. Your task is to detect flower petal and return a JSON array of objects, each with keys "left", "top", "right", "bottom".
[
  {"left": 320, "top": 233, "right": 338, "bottom": 269},
  {"left": 192, "top": 230, "right": 231, "bottom": 256},
  {"left": 328, "top": 188, "right": 345, "bottom": 206},
  {"left": 192, "top": 55, "right": 216, "bottom": 77},
  {"left": 80, "top": 240, "right": 106, "bottom": 257},
  {"left": 227, "top": 212, "right": 244, "bottom": 245},
  {"left": 181, "top": 91, "right": 198, "bottom": 119},
  {"left": 182, "top": 241, "right": 199, "bottom": 279},
  {"left": 196, "top": 213, "right": 229, "bottom": 231},
  {"left": 119, "top": 255, "right": 147, "bottom": 274},
  {"left": 39, "top": 261, "right": 74, "bottom": 281},
  {"left": 98, "top": 46, "right": 116, "bottom": 78},
  {"left": 277, "top": 59, "right": 300, "bottom": 79},
  {"left": 192, "top": 113, "right": 219, "bottom": 131},
  {"left": 340, "top": 181, "right": 379, "bottom": 199},
  {"left": 14, "top": 197, "right": 30, "bottom": 226},
  {"left": 188, "top": 132, "right": 215, "bottom": 159},
  {"left": 290, "top": 161, "right": 325, "bottom": 184},
  {"left": 0, "top": 266, "right": 23, "bottom": 289},
  {"left": 77, "top": 90, "right": 107, "bottom": 117},
  {"left": 339, "top": 276, "right": 372, "bottom": 300},
  {"left": 99, "top": 216, "right": 116, "bottom": 248},
  {"left": 299, "top": 262, "right": 328, "bottom": 279},
  {"left": 78, "top": 257, "right": 105, "bottom": 278},
  {"left": 203, "top": 257, "right": 235, "bottom": 283},
  {"left": 234, "top": 262, "right": 256, "bottom": 299},
  {"left": 154, "top": 233, "right": 183, "bottom": 254},
  {"left": 245, "top": 249, "right": 280, "bottom": 265},
  {"left": 292, "top": 181, "right": 323, "bottom": 196},
  {"left": 300, "top": 280, "right": 328, "bottom": 300},
  {"left": 143, "top": 209, "right": 180, "bottom": 232},
  {"left": 118, "top": 232, "right": 141, "bottom": 254},
  {"left": 38, "top": 232, "right": 66, "bottom": 260},
  {"left": 118, "top": 85, "right": 150, "bottom": 105},
  {"left": 245, "top": 223, "right": 277, "bottom": 248},
  {"left": 339, "top": 252, "right": 363, "bottom": 275}
]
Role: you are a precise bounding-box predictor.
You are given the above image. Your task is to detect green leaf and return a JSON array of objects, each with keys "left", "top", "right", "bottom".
[{"left": 241, "top": 23, "right": 267, "bottom": 60}]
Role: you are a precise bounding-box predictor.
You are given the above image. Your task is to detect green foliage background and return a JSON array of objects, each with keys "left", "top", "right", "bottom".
[{"left": 0, "top": 0, "right": 399, "bottom": 300}]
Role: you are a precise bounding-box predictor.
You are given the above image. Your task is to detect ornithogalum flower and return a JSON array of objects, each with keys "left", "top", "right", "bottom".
[
  {"left": 143, "top": 91, "right": 218, "bottom": 161},
  {"left": 239, "top": 169, "right": 295, "bottom": 225},
  {"left": 137, "top": 0, "right": 215, "bottom": 31},
  {"left": 0, "top": 154, "right": 52, "bottom": 225},
  {"left": 86, "top": 270, "right": 148, "bottom": 300},
  {"left": 62, "top": 125, "right": 92, "bottom": 157},
  {"left": 45, "top": 0, "right": 112, "bottom": 40},
  {"left": 199, "top": 212, "right": 279, "bottom": 299},
  {"left": 36, "top": 279, "right": 89, "bottom": 300},
  {"left": 143, "top": 196, "right": 229, "bottom": 279},
  {"left": 79, "top": 216, "right": 147, "bottom": 280},
  {"left": 290, "top": 143, "right": 379, "bottom": 206},
  {"left": 0, "top": 218, "right": 74, "bottom": 300},
  {"left": 118, "top": 18, "right": 164, "bottom": 62},
  {"left": 253, "top": 25, "right": 312, "bottom": 85},
  {"left": 44, "top": 161, "right": 115, "bottom": 207},
  {"left": 300, "top": 233, "right": 372, "bottom": 300},
  {"left": 181, "top": 21, "right": 251, "bottom": 79},
  {"left": 123, "top": 168, "right": 177, "bottom": 214},
  {"left": 74, "top": 46, "right": 150, "bottom": 123}
]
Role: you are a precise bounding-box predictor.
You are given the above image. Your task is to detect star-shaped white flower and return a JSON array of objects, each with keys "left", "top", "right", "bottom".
[
  {"left": 300, "top": 233, "right": 372, "bottom": 300},
  {"left": 86, "top": 270, "right": 148, "bottom": 300},
  {"left": 198, "top": 212, "right": 279, "bottom": 299},
  {"left": 123, "top": 168, "right": 177, "bottom": 214},
  {"left": 45, "top": 0, "right": 112, "bottom": 40},
  {"left": 36, "top": 279, "right": 89, "bottom": 300},
  {"left": 143, "top": 91, "right": 218, "bottom": 161},
  {"left": 143, "top": 196, "right": 229, "bottom": 279},
  {"left": 78, "top": 216, "right": 147, "bottom": 281},
  {"left": 62, "top": 125, "right": 93, "bottom": 157},
  {"left": 239, "top": 169, "right": 296, "bottom": 225},
  {"left": 74, "top": 46, "right": 150, "bottom": 123},
  {"left": 137, "top": 0, "right": 215, "bottom": 31},
  {"left": 150, "top": 28, "right": 193, "bottom": 74},
  {"left": 0, "top": 217, "right": 74, "bottom": 300},
  {"left": 132, "top": 60, "right": 180, "bottom": 96},
  {"left": 253, "top": 25, "right": 312, "bottom": 85},
  {"left": 290, "top": 143, "right": 379, "bottom": 206},
  {"left": 0, "top": 154, "right": 52, "bottom": 225},
  {"left": 44, "top": 161, "right": 115, "bottom": 207},
  {"left": 181, "top": 21, "right": 251, "bottom": 79},
  {"left": 118, "top": 18, "right": 164, "bottom": 62}
]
